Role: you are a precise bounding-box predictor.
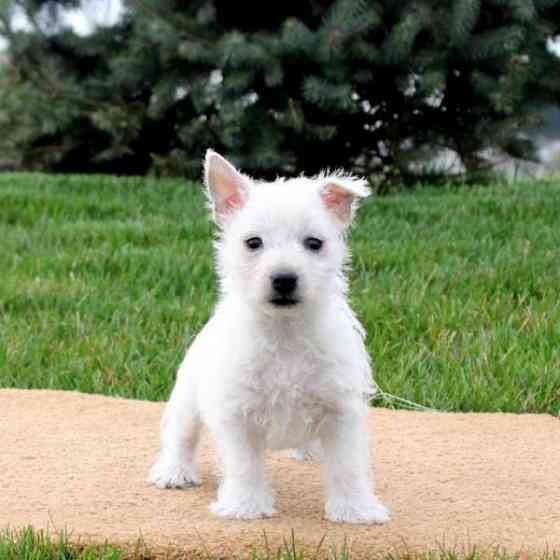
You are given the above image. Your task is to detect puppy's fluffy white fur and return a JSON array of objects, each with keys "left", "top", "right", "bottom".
[{"left": 148, "top": 150, "right": 390, "bottom": 524}]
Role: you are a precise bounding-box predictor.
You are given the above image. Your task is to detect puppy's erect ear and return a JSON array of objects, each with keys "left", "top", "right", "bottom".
[
  {"left": 320, "top": 174, "right": 371, "bottom": 227},
  {"left": 204, "top": 150, "right": 250, "bottom": 225}
]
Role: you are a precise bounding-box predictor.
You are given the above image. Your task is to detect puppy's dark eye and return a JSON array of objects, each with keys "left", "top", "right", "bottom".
[
  {"left": 304, "top": 237, "right": 323, "bottom": 252},
  {"left": 245, "top": 237, "right": 263, "bottom": 250}
]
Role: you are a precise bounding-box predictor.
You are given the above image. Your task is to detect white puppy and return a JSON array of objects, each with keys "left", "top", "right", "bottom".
[{"left": 148, "top": 150, "right": 390, "bottom": 525}]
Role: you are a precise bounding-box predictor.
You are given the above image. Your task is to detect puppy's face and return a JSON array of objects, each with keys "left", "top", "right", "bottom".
[
  {"left": 204, "top": 151, "right": 370, "bottom": 316},
  {"left": 219, "top": 184, "right": 344, "bottom": 313}
]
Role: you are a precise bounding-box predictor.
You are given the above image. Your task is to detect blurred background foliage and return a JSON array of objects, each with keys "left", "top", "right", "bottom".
[{"left": 0, "top": 0, "right": 559, "bottom": 186}]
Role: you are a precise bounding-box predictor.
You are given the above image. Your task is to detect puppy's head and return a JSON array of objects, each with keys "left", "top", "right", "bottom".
[{"left": 204, "top": 150, "right": 370, "bottom": 316}]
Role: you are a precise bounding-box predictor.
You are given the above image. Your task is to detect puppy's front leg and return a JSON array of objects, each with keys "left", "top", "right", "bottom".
[
  {"left": 320, "top": 408, "right": 390, "bottom": 524},
  {"left": 148, "top": 372, "right": 201, "bottom": 489},
  {"left": 211, "top": 423, "right": 276, "bottom": 520}
]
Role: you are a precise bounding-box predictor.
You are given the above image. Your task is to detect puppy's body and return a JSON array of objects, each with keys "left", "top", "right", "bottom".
[
  {"left": 168, "top": 293, "right": 370, "bottom": 451},
  {"left": 149, "top": 152, "right": 389, "bottom": 524}
]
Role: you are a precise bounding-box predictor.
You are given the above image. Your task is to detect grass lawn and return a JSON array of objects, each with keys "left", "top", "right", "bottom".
[
  {"left": 1, "top": 174, "right": 560, "bottom": 559},
  {"left": 0, "top": 528, "right": 125, "bottom": 560},
  {"left": 1, "top": 527, "right": 559, "bottom": 560},
  {"left": 1, "top": 173, "right": 559, "bottom": 414}
]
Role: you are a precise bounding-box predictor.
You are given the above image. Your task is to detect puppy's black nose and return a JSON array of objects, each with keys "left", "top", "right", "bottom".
[{"left": 271, "top": 273, "right": 298, "bottom": 295}]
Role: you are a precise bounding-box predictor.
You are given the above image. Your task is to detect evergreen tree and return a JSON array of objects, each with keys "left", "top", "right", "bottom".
[{"left": 0, "top": 0, "right": 559, "bottom": 184}]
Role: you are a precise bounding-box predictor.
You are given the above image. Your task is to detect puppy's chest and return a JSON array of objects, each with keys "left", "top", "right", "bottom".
[{"left": 237, "top": 340, "right": 338, "bottom": 447}]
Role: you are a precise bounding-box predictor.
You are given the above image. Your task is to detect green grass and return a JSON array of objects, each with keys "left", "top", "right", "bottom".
[
  {"left": 2, "top": 527, "right": 559, "bottom": 560},
  {"left": 0, "top": 173, "right": 559, "bottom": 413},
  {"left": 0, "top": 528, "right": 127, "bottom": 560}
]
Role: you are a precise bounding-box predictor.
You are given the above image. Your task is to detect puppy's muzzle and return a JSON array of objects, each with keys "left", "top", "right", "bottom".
[{"left": 270, "top": 273, "right": 299, "bottom": 306}]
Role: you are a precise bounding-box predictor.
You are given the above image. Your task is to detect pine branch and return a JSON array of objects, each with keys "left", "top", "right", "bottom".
[
  {"left": 467, "top": 26, "right": 525, "bottom": 61},
  {"left": 382, "top": 3, "right": 430, "bottom": 65},
  {"left": 510, "top": 0, "right": 536, "bottom": 21},
  {"left": 450, "top": 0, "right": 480, "bottom": 46},
  {"left": 302, "top": 76, "right": 355, "bottom": 112}
]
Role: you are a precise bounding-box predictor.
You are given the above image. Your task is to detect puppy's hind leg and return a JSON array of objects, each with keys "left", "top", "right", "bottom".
[{"left": 148, "top": 370, "right": 202, "bottom": 489}]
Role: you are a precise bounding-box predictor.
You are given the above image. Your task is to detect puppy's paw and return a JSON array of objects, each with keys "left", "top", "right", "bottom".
[
  {"left": 325, "top": 498, "right": 390, "bottom": 525},
  {"left": 210, "top": 497, "right": 276, "bottom": 520},
  {"left": 148, "top": 458, "right": 200, "bottom": 489}
]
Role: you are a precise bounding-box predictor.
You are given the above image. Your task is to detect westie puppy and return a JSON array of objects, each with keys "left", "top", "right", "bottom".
[{"left": 148, "top": 150, "right": 390, "bottom": 525}]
